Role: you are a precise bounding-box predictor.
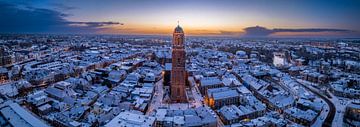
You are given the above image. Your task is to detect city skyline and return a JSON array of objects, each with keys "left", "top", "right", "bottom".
[
  {"left": 0, "top": 2, "right": 360, "bottom": 126},
  {"left": 1, "top": 0, "right": 360, "bottom": 38}
]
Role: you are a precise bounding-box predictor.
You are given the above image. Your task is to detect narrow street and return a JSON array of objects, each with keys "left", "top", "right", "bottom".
[
  {"left": 146, "top": 79, "right": 164, "bottom": 115},
  {"left": 188, "top": 77, "right": 204, "bottom": 108},
  {"left": 188, "top": 76, "right": 224, "bottom": 126},
  {"left": 296, "top": 79, "right": 335, "bottom": 127},
  {"left": 326, "top": 89, "right": 348, "bottom": 127}
]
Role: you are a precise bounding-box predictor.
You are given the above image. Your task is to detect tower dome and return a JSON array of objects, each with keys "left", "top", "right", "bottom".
[{"left": 174, "top": 25, "right": 184, "bottom": 33}]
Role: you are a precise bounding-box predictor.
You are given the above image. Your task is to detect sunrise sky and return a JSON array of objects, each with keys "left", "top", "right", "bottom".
[{"left": 1, "top": 0, "right": 360, "bottom": 37}]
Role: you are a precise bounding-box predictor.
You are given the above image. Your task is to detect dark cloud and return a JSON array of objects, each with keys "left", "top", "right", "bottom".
[
  {"left": 243, "top": 26, "right": 273, "bottom": 37},
  {"left": 0, "top": 1, "right": 122, "bottom": 34},
  {"left": 219, "top": 30, "right": 243, "bottom": 36},
  {"left": 190, "top": 30, "right": 243, "bottom": 36},
  {"left": 243, "top": 26, "right": 354, "bottom": 37},
  {"left": 51, "top": 3, "right": 78, "bottom": 10},
  {"left": 68, "top": 22, "right": 124, "bottom": 28}
]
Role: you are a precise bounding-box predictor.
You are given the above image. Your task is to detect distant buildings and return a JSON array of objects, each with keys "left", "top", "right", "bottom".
[
  {"left": 0, "top": 101, "right": 49, "bottom": 127},
  {"left": 216, "top": 87, "right": 267, "bottom": 125},
  {"left": 105, "top": 111, "right": 156, "bottom": 127},
  {"left": 45, "top": 81, "right": 76, "bottom": 101},
  {"left": 107, "top": 70, "right": 127, "bottom": 83},
  {"left": 330, "top": 76, "right": 360, "bottom": 98},
  {"left": 235, "top": 50, "right": 248, "bottom": 59},
  {"left": 154, "top": 50, "right": 171, "bottom": 65},
  {"left": 273, "top": 52, "right": 288, "bottom": 67},
  {"left": 301, "top": 69, "right": 328, "bottom": 84},
  {"left": 0, "top": 32, "right": 359, "bottom": 127},
  {"left": 0, "top": 46, "right": 13, "bottom": 66},
  {"left": 240, "top": 74, "right": 294, "bottom": 112},
  {"left": 218, "top": 102, "right": 266, "bottom": 125},
  {"left": 199, "top": 77, "right": 224, "bottom": 95},
  {"left": 284, "top": 107, "right": 318, "bottom": 126},
  {"left": 154, "top": 106, "right": 217, "bottom": 127},
  {"left": 0, "top": 68, "right": 9, "bottom": 84},
  {"left": 344, "top": 101, "right": 360, "bottom": 126},
  {"left": 235, "top": 112, "right": 287, "bottom": 127},
  {"left": 205, "top": 87, "right": 241, "bottom": 109}
]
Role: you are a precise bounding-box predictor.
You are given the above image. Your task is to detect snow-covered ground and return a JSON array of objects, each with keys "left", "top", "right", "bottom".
[
  {"left": 296, "top": 79, "right": 331, "bottom": 127},
  {"left": 327, "top": 89, "right": 349, "bottom": 127},
  {"left": 297, "top": 79, "right": 350, "bottom": 127},
  {"left": 311, "top": 98, "right": 329, "bottom": 127},
  {"left": 146, "top": 79, "right": 164, "bottom": 115},
  {"left": 188, "top": 77, "right": 204, "bottom": 108},
  {"left": 147, "top": 76, "right": 205, "bottom": 115}
]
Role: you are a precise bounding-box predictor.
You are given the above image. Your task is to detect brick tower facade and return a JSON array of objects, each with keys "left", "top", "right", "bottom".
[{"left": 170, "top": 25, "right": 187, "bottom": 103}]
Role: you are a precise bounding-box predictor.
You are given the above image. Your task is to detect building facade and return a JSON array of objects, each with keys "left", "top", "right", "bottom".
[
  {"left": 344, "top": 101, "right": 360, "bottom": 126},
  {"left": 0, "top": 46, "right": 13, "bottom": 66},
  {"left": 170, "top": 25, "right": 187, "bottom": 102}
]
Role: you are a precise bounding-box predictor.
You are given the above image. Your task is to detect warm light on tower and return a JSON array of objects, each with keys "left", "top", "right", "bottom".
[{"left": 170, "top": 24, "right": 187, "bottom": 103}]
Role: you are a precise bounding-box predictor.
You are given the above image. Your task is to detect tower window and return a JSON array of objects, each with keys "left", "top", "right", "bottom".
[{"left": 177, "top": 58, "right": 181, "bottom": 66}]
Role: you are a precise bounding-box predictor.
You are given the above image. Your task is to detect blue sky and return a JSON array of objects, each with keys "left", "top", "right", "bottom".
[{"left": 0, "top": 0, "right": 359, "bottom": 37}]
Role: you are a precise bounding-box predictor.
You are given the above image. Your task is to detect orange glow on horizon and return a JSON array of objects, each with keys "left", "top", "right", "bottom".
[
  {"left": 99, "top": 23, "right": 245, "bottom": 36},
  {"left": 101, "top": 25, "right": 349, "bottom": 37}
]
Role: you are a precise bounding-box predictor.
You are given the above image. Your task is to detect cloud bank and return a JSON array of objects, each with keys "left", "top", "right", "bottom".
[
  {"left": 0, "top": 1, "right": 122, "bottom": 34},
  {"left": 243, "top": 26, "right": 354, "bottom": 37}
]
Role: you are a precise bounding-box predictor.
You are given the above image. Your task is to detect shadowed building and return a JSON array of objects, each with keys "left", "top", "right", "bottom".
[
  {"left": 0, "top": 46, "right": 13, "bottom": 66},
  {"left": 170, "top": 25, "right": 188, "bottom": 103}
]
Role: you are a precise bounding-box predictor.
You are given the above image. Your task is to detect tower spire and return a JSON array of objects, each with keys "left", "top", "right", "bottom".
[{"left": 177, "top": 20, "right": 179, "bottom": 26}]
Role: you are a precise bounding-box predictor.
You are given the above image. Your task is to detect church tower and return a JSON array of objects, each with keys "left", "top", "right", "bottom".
[{"left": 170, "top": 24, "right": 187, "bottom": 103}]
